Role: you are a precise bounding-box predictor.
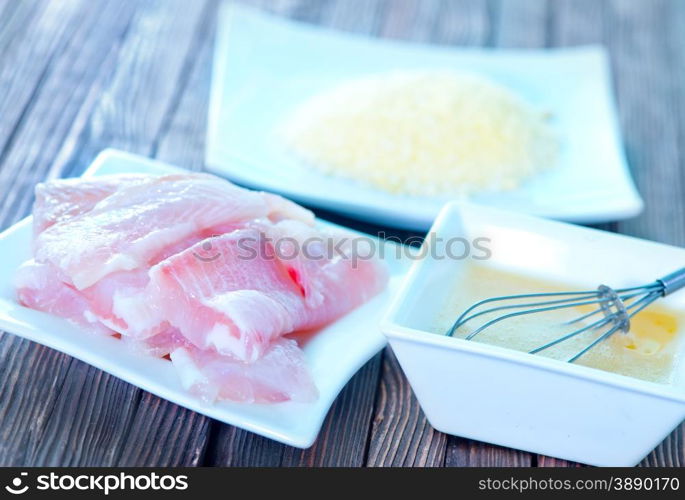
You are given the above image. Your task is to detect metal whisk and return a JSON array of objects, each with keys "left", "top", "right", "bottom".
[{"left": 447, "top": 268, "right": 685, "bottom": 363}]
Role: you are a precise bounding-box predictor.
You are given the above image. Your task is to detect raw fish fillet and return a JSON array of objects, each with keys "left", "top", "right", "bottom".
[
  {"left": 16, "top": 173, "right": 387, "bottom": 404},
  {"left": 149, "top": 224, "right": 387, "bottom": 361},
  {"left": 15, "top": 260, "right": 114, "bottom": 336},
  {"left": 120, "top": 328, "right": 317, "bottom": 403},
  {"left": 257, "top": 218, "right": 385, "bottom": 310},
  {"left": 33, "top": 175, "right": 147, "bottom": 235},
  {"left": 35, "top": 173, "right": 314, "bottom": 289},
  {"left": 170, "top": 338, "right": 318, "bottom": 403}
]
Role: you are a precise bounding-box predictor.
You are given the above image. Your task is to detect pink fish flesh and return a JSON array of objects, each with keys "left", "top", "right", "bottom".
[{"left": 15, "top": 173, "right": 388, "bottom": 404}]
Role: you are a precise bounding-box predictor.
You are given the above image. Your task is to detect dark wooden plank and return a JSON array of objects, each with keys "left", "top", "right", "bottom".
[
  {"left": 0, "top": 0, "right": 45, "bottom": 54},
  {"left": 116, "top": 392, "right": 211, "bottom": 466},
  {"left": 40, "top": 0, "right": 213, "bottom": 467},
  {"left": 280, "top": 355, "right": 383, "bottom": 466},
  {"left": 640, "top": 425, "right": 684, "bottom": 467},
  {"left": 0, "top": 0, "right": 137, "bottom": 228},
  {"left": 433, "top": 0, "right": 492, "bottom": 47},
  {"left": 321, "top": 0, "right": 386, "bottom": 34},
  {"left": 379, "top": 0, "right": 430, "bottom": 40},
  {"left": 446, "top": 440, "right": 533, "bottom": 467},
  {"left": 59, "top": 0, "right": 210, "bottom": 177},
  {"left": 366, "top": 349, "right": 446, "bottom": 466},
  {"left": 0, "top": 0, "right": 213, "bottom": 467},
  {"left": 0, "top": 0, "right": 138, "bottom": 467},
  {"left": 144, "top": 0, "right": 341, "bottom": 467},
  {"left": 607, "top": 0, "right": 685, "bottom": 245},
  {"left": 493, "top": 0, "right": 548, "bottom": 48},
  {"left": 347, "top": 4, "right": 448, "bottom": 468},
  {"left": 548, "top": 0, "right": 604, "bottom": 47},
  {"left": 604, "top": 0, "right": 685, "bottom": 468},
  {"left": 0, "top": 0, "right": 82, "bottom": 164},
  {"left": 0, "top": 335, "right": 75, "bottom": 465},
  {"left": 153, "top": 4, "right": 216, "bottom": 171}
]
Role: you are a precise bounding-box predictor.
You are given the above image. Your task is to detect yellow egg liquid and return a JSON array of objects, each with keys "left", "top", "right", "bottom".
[{"left": 435, "top": 264, "right": 683, "bottom": 384}]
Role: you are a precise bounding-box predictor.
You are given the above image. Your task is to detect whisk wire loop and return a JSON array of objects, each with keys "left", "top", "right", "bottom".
[{"left": 447, "top": 268, "right": 685, "bottom": 363}]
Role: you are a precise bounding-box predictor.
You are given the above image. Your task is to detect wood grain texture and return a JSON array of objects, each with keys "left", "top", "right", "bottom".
[
  {"left": 366, "top": 349, "right": 447, "bottom": 467},
  {"left": 0, "top": 0, "right": 136, "bottom": 228},
  {"left": 446, "top": 439, "right": 533, "bottom": 467},
  {"left": 640, "top": 425, "right": 684, "bottom": 467},
  {"left": 39, "top": 0, "right": 214, "bottom": 467},
  {"left": 0, "top": 0, "right": 138, "bottom": 467},
  {"left": 0, "top": 0, "right": 213, "bottom": 466},
  {"left": 609, "top": 0, "right": 685, "bottom": 246},
  {"left": 281, "top": 355, "right": 383, "bottom": 467},
  {"left": 116, "top": 392, "right": 210, "bottom": 466},
  {"left": 549, "top": 0, "right": 619, "bottom": 236},
  {"left": 0, "top": 335, "right": 75, "bottom": 465},
  {"left": 0, "top": 0, "right": 684, "bottom": 467},
  {"left": 154, "top": 4, "right": 216, "bottom": 171},
  {"left": 61, "top": 0, "right": 210, "bottom": 176},
  {"left": 0, "top": 0, "right": 79, "bottom": 166},
  {"left": 493, "top": 0, "right": 548, "bottom": 48},
  {"left": 606, "top": 0, "right": 685, "bottom": 466}
]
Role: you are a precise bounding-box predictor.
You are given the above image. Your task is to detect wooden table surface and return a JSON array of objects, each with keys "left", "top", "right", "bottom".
[{"left": 0, "top": 0, "right": 683, "bottom": 467}]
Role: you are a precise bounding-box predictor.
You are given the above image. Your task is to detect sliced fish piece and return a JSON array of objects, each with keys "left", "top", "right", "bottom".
[
  {"left": 15, "top": 259, "right": 114, "bottom": 336},
  {"left": 170, "top": 338, "right": 318, "bottom": 403},
  {"left": 17, "top": 172, "right": 388, "bottom": 405},
  {"left": 33, "top": 175, "right": 148, "bottom": 235},
  {"left": 148, "top": 224, "right": 387, "bottom": 361},
  {"left": 35, "top": 173, "right": 314, "bottom": 289}
]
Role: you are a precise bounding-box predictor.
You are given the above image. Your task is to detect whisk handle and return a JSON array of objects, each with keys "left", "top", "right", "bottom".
[{"left": 657, "top": 267, "right": 685, "bottom": 296}]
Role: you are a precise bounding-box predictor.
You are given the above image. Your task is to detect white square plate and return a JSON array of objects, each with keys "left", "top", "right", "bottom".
[
  {"left": 381, "top": 202, "right": 685, "bottom": 465},
  {"left": 0, "top": 149, "right": 410, "bottom": 448},
  {"left": 206, "top": 4, "right": 643, "bottom": 231}
]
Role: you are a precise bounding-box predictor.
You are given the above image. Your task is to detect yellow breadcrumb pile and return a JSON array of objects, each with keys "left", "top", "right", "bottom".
[{"left": 282, "top": 71, "right": 558, "bottom": 196}]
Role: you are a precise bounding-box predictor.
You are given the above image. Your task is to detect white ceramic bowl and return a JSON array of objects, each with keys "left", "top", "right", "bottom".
[{"left": 381, "top": 202, "right": 685, "bottom": 466}]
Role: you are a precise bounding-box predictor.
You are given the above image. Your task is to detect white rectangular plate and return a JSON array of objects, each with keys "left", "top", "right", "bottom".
[
  {"left": 206, "top": 4, "right": 643, "bottom": 231},
  {"left": 0, "top": 149, "right": 410, "bottom": 448}
]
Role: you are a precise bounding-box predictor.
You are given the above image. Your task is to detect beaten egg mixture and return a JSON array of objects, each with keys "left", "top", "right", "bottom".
[{"left": 435, "top": 264, "right": 682, "bottom": 384}]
